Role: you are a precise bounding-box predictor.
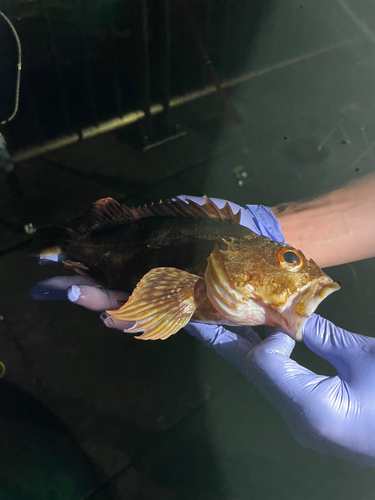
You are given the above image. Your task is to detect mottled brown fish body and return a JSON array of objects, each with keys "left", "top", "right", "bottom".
[
  {"left": 32, "top": 197, "right": 340, "bottom": 341},
  {"left": 48, "top": 216, "right": 255, "bottom": 291}
]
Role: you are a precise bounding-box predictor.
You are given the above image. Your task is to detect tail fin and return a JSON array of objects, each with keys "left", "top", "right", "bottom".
[{"left": 28, "top": 226, "right": 72, "bottom": 257}]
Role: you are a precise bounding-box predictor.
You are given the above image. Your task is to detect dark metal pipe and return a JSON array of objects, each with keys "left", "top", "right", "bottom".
[
  {"left": 182, "top": 2, "right": 190, "bottom": 93},
  {"left": 220, "top": 0, "right": 232, "bottom": 76},
  {"left": 205, "top": 0, "right": 212, "bottom": 48},
  {"left": 160, "top": 0, "right": 171, "bottom": 132},
  {"left": 39, "top": 0, "right": 72, "bottom": 131},
  {"left": 184, "top": 0, "right": 239, "bottom": 125},
  {"left": 140, "top": 0, "right": 154, "bottom": 143},
  {"left": 107, "top": 0, "right": 124, "bottom": 116},
  {"left": 24, "top": 74, "right": 46, "bottom": 144},
  {"left": 76, "top": 0, "right": 98, "bottom": 124}
]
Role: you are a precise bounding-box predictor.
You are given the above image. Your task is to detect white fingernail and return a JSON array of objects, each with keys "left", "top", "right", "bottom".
[
  {"left": 46, "top": 255, "right": 59, "bottom": 262},
  {"left": 67, "top": 285, "right": 81, "bottom": 302}
]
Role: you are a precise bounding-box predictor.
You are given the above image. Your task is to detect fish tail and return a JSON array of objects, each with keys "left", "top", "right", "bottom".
[{"left": 29, "top": 226, "right": 72, "bottom": 257}]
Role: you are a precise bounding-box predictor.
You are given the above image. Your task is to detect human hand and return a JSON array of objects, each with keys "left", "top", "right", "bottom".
[
  {"left": 30, "top": 195, "right": 284, "bottom": 330},
  {"left": 185, "top": 315, "right": 375, "bottom": 467}
]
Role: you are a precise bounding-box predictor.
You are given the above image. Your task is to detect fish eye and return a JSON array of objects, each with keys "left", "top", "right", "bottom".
[
  {"left": 276, "top": 248, "right": 303, "bottom": 270},
  {"left": 283, "top": 251, "right": 300, "bottom": 264}
]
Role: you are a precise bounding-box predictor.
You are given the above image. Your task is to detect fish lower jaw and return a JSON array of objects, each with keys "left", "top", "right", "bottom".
[
  {"left": 266, "top": 311, "right": 306, "bottom": 341},
  {"left": 269, "top": 279, "right": 341, "bottom": 340}
]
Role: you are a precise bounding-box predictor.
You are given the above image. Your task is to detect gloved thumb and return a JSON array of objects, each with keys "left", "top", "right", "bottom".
[
  {"left": 184, "top": 323, "right": 262, "bottom": 373},
  {"left": 302, "top": 314, "right": 371, "bottom": 381},
  {"left": 245, "top": 331, "right": 323, "bottom": 407}
]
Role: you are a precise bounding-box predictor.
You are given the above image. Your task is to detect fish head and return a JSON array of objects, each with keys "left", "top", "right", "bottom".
[{"left": 204, "top": 235, "right": 340, "bottom": 340}]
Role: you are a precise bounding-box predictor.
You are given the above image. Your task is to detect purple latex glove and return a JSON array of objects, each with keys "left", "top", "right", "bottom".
[{"left": 186, "top": 315, "right": 375, "bottom": 467}]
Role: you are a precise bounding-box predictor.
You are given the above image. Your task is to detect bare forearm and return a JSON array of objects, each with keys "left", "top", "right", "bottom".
[{"left": 271, "top": 174, "right": 375, "bottom": 268}]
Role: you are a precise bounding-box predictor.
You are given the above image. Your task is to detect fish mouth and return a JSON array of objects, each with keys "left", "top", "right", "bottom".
[{"left": 282, "top": 278, "right": 340, "bottom": 340}]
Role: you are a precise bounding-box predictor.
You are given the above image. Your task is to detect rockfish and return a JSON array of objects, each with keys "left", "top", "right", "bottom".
[{"left": 31, "top": 197, "right": 340, "bottom": 341}]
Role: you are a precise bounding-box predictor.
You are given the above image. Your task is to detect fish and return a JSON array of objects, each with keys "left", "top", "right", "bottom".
[{"left": 31, "top": 196, "right": 340, "bottom": 341}]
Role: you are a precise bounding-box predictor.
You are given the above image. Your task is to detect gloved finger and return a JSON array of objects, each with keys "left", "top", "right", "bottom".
[
  {"left": 29, "top": 276, "right": 96, "bottom": 301},
  {"left": 186, "top": 322, "right": 262, "bottom": 346},
  {"left": 100, "top": 312, "right": 135, "bottom": 332},
  {"left": 184, "top": 323, "right": 262, "bottom": 374},
  {"left": 302, "top": 314, "right": 374, "bottom": 381},
  {"left": 38, "top": 255, "right": 66, "bottom": 265},
  {"left": 246, "top": 331, "right": 325, "bottom": 402},
  {"left": 176, "top": 195, "right": 257, "bottom": 232},
  {"left": 67, "top": 285, "right": 128, "bottom": 311},
  {"left": 228, "top": 325, "right": 263, "bottom": 345},
  {"left": 244, "top": 204, "right": 285, "bottom": 243}
]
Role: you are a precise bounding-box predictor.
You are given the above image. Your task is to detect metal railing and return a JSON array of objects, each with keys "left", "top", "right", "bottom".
[{"left": 0, "top": 0, "right": 362, "bottom": 159}]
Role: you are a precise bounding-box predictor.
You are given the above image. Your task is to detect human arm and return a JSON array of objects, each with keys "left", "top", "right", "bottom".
[{"left": 272, "top": 172, "right": 375, "bottom": 268}]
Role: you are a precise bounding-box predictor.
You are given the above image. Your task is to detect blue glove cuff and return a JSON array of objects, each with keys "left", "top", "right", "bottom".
[{"left": 244, "top": 205, "right": 285, "bottom": 243}]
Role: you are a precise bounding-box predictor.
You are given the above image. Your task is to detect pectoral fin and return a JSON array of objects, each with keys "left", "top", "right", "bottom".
[{"left": 106, "top": 267, "right": 200, "bottom": 340}]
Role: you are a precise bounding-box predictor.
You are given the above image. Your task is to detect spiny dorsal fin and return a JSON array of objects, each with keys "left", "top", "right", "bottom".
[
  {"left": 188, "top": 196, "right": 241, "bottom": 224},
  {"left": 78, "top": 196, "right": 241, "bottom": 233},
  {"left": 78, "top": 198, "right": 140, "bottom": 233}
]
